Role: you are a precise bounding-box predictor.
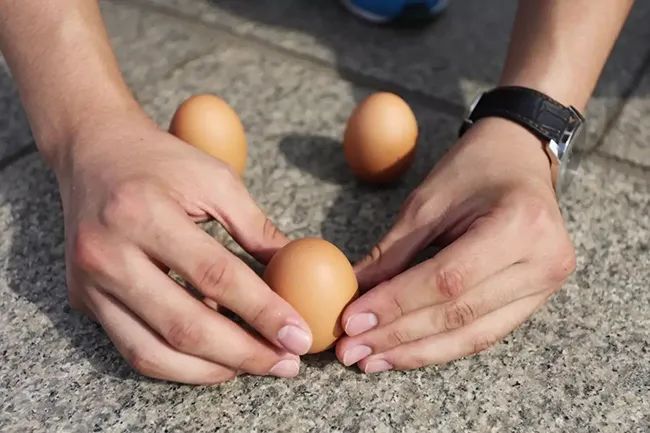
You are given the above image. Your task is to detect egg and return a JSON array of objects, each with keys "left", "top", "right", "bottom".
[
  {"left": 169, "top": 94, "right": 247, "bottom": 175},
  {"left": 343, "top": 92, "right": 418, "bottom": 183},
  {"left": 263, "top": 238, "right": 359, "bottom": 354}
]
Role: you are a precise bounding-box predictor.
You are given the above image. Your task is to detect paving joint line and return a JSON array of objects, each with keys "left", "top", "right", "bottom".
[
  {"left": 592, "top": 50, "right": 650, "bottom": 151},
  {"left": 113, "top": 0, "right": 465, "bottom": 118},
  {"left": 592, "top": 148, "right": 650, "bottom": 173},
  {"left": 0, "top": 143, "right": 37, "bottom": 173}
]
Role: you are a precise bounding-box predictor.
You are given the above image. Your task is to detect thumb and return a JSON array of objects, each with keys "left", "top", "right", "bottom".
[
  {"left": 207, "top": 180, "right": 289, "bottom": 264},
  {"left": 354, "top": 193, "right": 447, "bottom": 290}
]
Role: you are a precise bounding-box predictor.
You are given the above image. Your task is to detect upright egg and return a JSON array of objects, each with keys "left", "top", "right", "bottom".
[
  {"left": 343, "top": 92, "right": 418, "bottom": 183},
  {"left": 169, "top": 94, "right": 247, "bottom": 175},
  {"left": 263, "top": 238, "right": 358, "bottom": 354}
]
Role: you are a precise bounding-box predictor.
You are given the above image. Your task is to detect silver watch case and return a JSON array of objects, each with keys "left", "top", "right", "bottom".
[{"left": 554, "top": 106, "right": 586, "bottom": 196}]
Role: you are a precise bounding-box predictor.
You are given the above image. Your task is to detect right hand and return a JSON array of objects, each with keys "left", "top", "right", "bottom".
[{"left": 56, "top": 108, "right": 312, "bottom": 384}]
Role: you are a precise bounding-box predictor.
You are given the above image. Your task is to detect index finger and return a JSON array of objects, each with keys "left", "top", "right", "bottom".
[
  {"left": 342, "top": 212, "right": 529, "bottom": 336},
  {"left": 136, "top": 199, "right": 313, "bottom": 356}
]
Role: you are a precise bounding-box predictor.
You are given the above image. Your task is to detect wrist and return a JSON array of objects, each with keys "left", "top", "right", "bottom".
[
  {"left": 45, "top": 96, "right": 149, "bottom": 179},
  {"left": 40, "top": 96, "right": 144, "bottom": 175},
  {"left": 460, "top": 117, "right": 554, "bottom": 188}
]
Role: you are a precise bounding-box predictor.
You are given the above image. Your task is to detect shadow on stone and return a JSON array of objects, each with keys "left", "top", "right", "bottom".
[
  {"left": 278, "top": 134, "right": 350, "bottom": 184},
  {"left": 301, "top": 348, "right": 340, "bottom": 369},
  {"left": 1, "top": 155, "right": 136, "bottom": 381}
]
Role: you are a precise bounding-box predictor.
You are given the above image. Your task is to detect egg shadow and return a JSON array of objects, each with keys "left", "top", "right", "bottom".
[
  {"left": 278, "top": 135, "right": 350, "bottom": 184},
  {"left": 277, "top": 96, "right": 456, "bottom": 262},
  {"left": 301, "top": 349, "right": 340, "bottom": 369}
]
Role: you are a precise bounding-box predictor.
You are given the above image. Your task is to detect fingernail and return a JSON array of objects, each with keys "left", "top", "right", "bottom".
[
  {"left": 342, "top": 345, "right": 372, "bottom": 366},
  {"left": 345, "top": 313, "right": 378, "bottom": 336},
  {"left": 363, "top": 359, "right": 393, "bottom": 374},
  {"left": 269, "top": 359, "right": 300, "bottom": 378},
  {"left": 277, "top": 325, "right": 312, "bottom": 355}
]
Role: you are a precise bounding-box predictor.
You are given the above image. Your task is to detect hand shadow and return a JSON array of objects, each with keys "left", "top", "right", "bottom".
[
  {"left": 2, "top": 154, "right": 146, "bottom": 382},
  {"left": 278, "top": 135, "right": 350, "bottom": 185}
]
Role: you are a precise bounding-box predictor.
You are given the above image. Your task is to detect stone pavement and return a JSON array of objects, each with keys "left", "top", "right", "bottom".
[{"left": 0, "top": 1, "right": 648, "bottom": 432}]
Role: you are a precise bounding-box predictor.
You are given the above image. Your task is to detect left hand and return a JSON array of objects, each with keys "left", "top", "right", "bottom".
[{"left": 335, "top": 117, "right": 576, "bottom": 373}]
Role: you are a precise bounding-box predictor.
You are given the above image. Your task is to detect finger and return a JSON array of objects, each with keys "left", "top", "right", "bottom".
[
  {"left": 87, "top": 288, "right": 236, "bottom": 385},
  {"left": 354, "top": 190, "right": 450, "bottom": 290},
  {"left": 97, "top": 250, "right": 302, "bottom": 377},
  {"left": 358, "top": 291, "right": 549, "bottom": 373},
  {"left": 205, "top": 174, "right": 289, "bottom": 264},
  {"left": 354, "top": 223, "right": 435, "bottom": 290},
  {"left": 337, "top": 263, "right": 542, "bottom": 365},
  {"left": 203, "top": 297, "right": 220, "bottom": 310},
  {"left": 132, "top": 197, "right": 312, "bottom": 355},
  {"left": 342, "top": 210, "right": 530, "bottom": 336}
]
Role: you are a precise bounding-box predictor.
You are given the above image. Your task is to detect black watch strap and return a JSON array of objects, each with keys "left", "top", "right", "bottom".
[{"left": 458, "top": 86, "right": 582, "bottom": 145}]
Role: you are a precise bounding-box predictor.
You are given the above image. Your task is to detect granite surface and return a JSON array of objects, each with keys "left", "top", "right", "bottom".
[
  {"left": 130, "top": 0, "right": 650, "bottom": 148},
  {"left": 1, "top": 1, "right": 649, "bottom": 432},
  {"left": 601, "top": 70, "right": 650, "bottom": 168},
  {"left": 0, "top": 59, "right": 32, "bottom": 162}
]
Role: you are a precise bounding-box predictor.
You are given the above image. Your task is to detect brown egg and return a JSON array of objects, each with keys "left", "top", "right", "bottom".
[
  {"left": 263, "top": 238, "right": 359, "bottom": 354},
  {"left": 169, "top": 94, "right": 247, "bottom": 175},
  {"left": 343, "top": 92, "right": 418, "bottom": 183}
]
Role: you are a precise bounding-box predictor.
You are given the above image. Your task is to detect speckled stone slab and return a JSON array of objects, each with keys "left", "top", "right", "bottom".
[
  {"left": 0, "top": 59, "right": 32, "bottom": 162},
  {"left": 1, "top": 1, "right": 649, "bottom": 432},
  {"left": 128, "top": 0, "right": 650, "bottom": 148},
  {"left": 1, "top": 153, "right": 647, "bottom": 433},
  {"left": 601, "top": 68, "right": 650, "bottom": 167}
]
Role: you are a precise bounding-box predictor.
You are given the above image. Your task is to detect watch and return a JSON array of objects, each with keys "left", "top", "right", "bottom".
[{"left": 459, "top": 86, "right": 586, "bottom": 195}]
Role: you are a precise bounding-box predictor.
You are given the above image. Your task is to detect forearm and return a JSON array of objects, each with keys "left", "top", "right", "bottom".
[
  {"left": 500, "top": 0, "right": 634, "bottom": 111},
  {"left": 0, "top": 0, "right": 138, "bottom": 171}
]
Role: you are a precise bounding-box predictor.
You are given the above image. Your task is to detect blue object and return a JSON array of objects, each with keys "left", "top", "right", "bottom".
[{"left": 341, "top": 0, "right": 448, "bottom": 24}]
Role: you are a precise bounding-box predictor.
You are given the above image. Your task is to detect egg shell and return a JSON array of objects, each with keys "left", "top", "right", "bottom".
[
  {"left": 263, "top": 238, "right": 359, "bottom": 354},
  {"left": 343, "top": 92, "right": 418, "bottom": 183},
  {"left": 169, "top": 94, "right": 247, "bottom": 175}
]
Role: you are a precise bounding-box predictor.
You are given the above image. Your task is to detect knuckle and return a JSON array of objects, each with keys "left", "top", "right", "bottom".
[
  {"left": 519, "top": 197, "right": 553, "bottom": 235},
  {"left": 72, "top": 223, "right": 107, "bottom": 275},
  {"left": 471, "top": 333, "right": 499, "bottom": 355},
  {"left": 209, "top": 369, "right": 237, "bottom": 384},
  {"left": 368, "top": 244, "right": 384, "bottom": 263},
  {"left": 262, "top": 218, "right": 281, "bottom": 242},
  {"left": 214, "top": 164, "right": 240, "bottom": 193},
  {"left": 403, "top": 191, "right": 435, "bottom": 226},
  {"left": 386, "top": 328, "right": 411, "bottom": 347},
  {"left": 195, "top": 258, "right": 231, "bottom": 299},
  {"left": 390, "top": 292, "right": 406, "bottom": 317},
  {"left": 548, "top": 241, "right": 577, "bottom": 284},
  {"left": 248, "top": 303, "right": 269, "bottom": 329},
  {"left": 234, "top": 353, "right": 260, "bottom": 375},
  {"left": 444, "top": 300, "right": 476, "bottom": 331},
  {"left": 125, "top": 347, "right": 157, "bottom": 376},
  {"left": 403, "top": 354, "right": 430, "bottom": 370},
  {"left": 166, "top": 320, "right": 203, "bottom": 351},
  {"left": 100, "top": 179, "right": 153, "bottom": 228},
  {"left": 435, "top": 267, "right": 466, "bottom": 299}
]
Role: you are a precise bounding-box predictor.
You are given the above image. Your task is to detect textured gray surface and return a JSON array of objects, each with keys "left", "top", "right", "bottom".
[
  {"left": 601, "top": 68, "right": 650, "bottom": 167},
  {"left": 1, "top": 153, "right": 648, "bottom": 433},
  {"left": 1, "top": 1, "right": 649, "bottom": 432},
  {"left": 132, "top": 0, "right": 650, "bottom": 148},
  {"left": 101, "top": 1, "right": 220, "bottom": 94},
  {"left": 0, "top": 59, "right": 32, "bottom": 162},
  {"left": 134, "top": 28, "right": 454, "bottom": 259}
]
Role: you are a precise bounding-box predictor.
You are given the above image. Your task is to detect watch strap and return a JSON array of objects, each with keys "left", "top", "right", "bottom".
[{"left": 458, "top": 86, "right": 581, "bottom": 145}]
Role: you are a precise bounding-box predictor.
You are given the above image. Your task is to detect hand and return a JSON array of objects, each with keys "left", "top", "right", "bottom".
[
  {"left": 336, "top": 117, "right": 576, "bottom": 372},
  {"left": 58, "top": 109, "right": 312, "bottom": 384}
]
